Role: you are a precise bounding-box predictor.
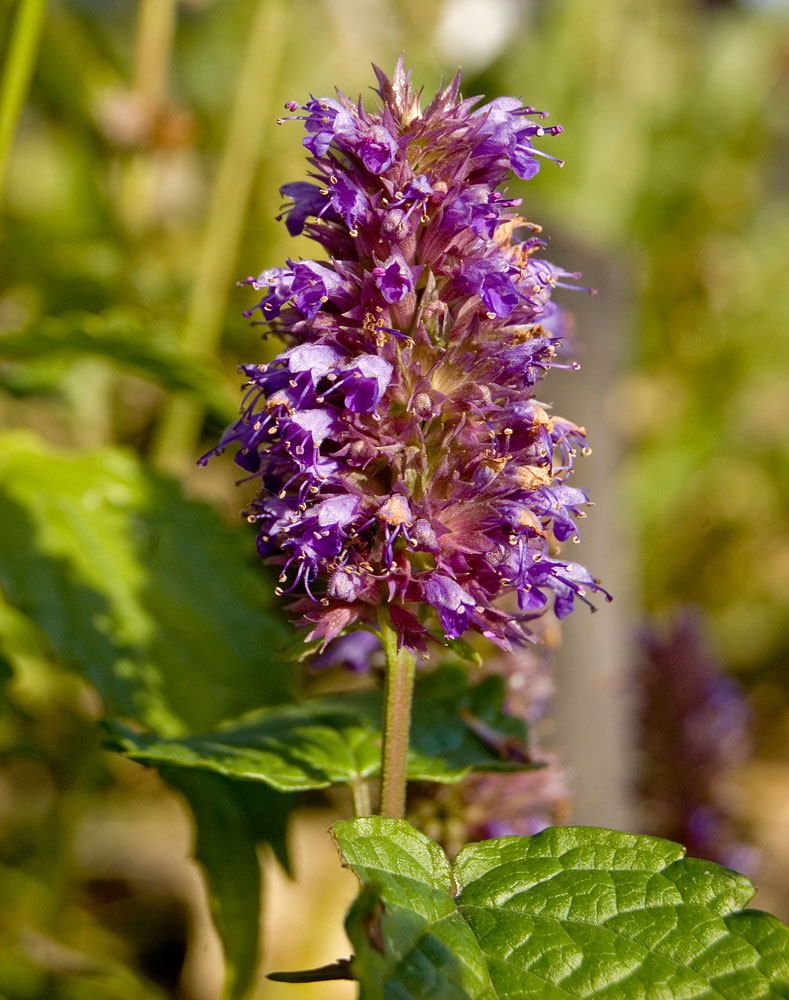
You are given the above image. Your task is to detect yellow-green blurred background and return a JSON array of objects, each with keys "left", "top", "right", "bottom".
[{"left": 1, "top": 0, "right": 789, "bottom": 997}]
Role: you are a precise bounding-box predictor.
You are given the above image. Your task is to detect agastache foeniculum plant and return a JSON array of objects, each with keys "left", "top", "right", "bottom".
[
  {"left": 188, "top": 60, "right": 789, "bottom": 992},
  {"left": 203, "top": 57, "right": 610, "bottom": 663}
]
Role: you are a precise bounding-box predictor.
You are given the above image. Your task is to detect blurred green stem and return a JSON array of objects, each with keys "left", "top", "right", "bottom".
[
  {"left": 0, "top": 0, "right": 47, "bottom": 206},
  {"left": 151, "top": 0, "right": 288, "bottom": 475},
  {"left": 378, "top": 610, "right": 416, "bottom": 819},
  {"left": 134, "top": 0, "right": 177, "bottom": 109},
  {"left": 116, "top": 0, "right": 177, "bottom": 234}
]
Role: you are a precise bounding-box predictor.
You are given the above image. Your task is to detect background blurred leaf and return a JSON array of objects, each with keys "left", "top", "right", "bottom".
[
  {"left": 0, "top": 311, "right": 237, "bottom": 421},
  {"left": 0, "top": 431, "right": 291, "bottom": 736},
  {"left": 0, "top": 863, "right": 169, "bottom": 1000},
  {"left": 106, "top": 664, "right": 533, "bottom": 792},
  {"left": 336, "top": 818, "right": 789, "bottom": 1000},
  {"left": 161, "top": 768, "right": 290, "bottom": 1000}
]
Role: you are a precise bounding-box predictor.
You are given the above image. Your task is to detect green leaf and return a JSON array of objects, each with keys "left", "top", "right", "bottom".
[
  {"left": 0, "top": 431, "right": 291, "bottom": 735},
  {"left": 334, "top": 818, "right": 789, "bottom": 1000},
  {"left": 161, "top": 768, "right": 290, "bottom": 1000},
  {"left": 106, "top": 664, "right": 533, "bottom": 792},
  {"left": 0, "top": 433, "right": 298, "bottom": 1000}
]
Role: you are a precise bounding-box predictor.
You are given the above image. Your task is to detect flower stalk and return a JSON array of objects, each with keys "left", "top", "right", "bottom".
[{"left": 378, "top": 609, "right": 416, "bottom": 818}]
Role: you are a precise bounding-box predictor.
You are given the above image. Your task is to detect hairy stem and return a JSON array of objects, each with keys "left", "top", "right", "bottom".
[
  {"left": 351, "top": 778, "right": 372, "bottom": 818},
  {"left": 378, "top": 609, "right": 416, "bottom": 818},
  {"left": 0, "top": 0, "right": 47, "bottom": 205}
]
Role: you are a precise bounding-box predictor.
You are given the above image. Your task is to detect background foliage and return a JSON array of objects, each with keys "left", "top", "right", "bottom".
[{"left": 1, "top": 0, "right": 788, "bottom": 997}]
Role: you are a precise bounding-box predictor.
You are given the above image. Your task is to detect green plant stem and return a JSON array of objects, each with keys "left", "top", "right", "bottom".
[
  {"left": 351, "top": 778, "right": 372, "bottom": 818},
  {"left": 0, "top": 0, "right": 47, "bottom": 205},
  {"left": 115, "top": 0, "right": 178, "bottom": 234},
  {"left": 378, "top": 609, "right": 416, "bottom": 818},
  {"left": 133, "top": 0, "right": 176, "bottom": 109},
  {"left": 151, "top": 0, "right": 288, "bottom": 476}
]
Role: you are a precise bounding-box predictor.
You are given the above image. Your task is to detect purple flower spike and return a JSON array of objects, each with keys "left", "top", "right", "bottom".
[
  {"left": 205, "top": 58, "right": 604, "bottom": 652},
  {"left": 636, "top": 612, "right": 755, "bottom": 873}
]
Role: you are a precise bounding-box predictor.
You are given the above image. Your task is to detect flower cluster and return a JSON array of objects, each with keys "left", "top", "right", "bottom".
[
  {"left": 636, "top": 611, "right": 756, "bottom": 874},
  {"left": 204, "top": 58, "right": 609, "bottom": 650}
]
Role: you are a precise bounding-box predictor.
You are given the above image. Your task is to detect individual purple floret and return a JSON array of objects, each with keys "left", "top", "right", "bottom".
[
  {"left": 204, "top": 58, "right": 609, "bottom": 650},
  {"left": 635, "top": 610, "right": 756, "bottom": 874}
]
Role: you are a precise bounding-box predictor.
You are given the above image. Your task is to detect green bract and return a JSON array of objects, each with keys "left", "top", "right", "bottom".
[{"left": 335, "top": 818, "right": 789, "bottom": 1000}]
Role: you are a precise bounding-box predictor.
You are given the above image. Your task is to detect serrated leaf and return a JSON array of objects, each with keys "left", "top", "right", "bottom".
[
  {"left": 0, "top": 432, "right": 291, "bottom": 735},
  {"left": 105, "top": 664, "right": 533, "bottom": 792},
  {"left": 334, "top": 818, "right": 789, "bottom": 1000},
  {"left": 161, "top": 768, "right": 290, "bottom": 1000}
]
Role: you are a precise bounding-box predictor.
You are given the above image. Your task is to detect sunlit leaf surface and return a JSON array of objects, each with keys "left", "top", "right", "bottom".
[
  {"left": 335, "top": 818, "right": 789, "bottom": 1000},
  {"left": 0, "top": 432, "right": 291, "bottom": 735}
]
